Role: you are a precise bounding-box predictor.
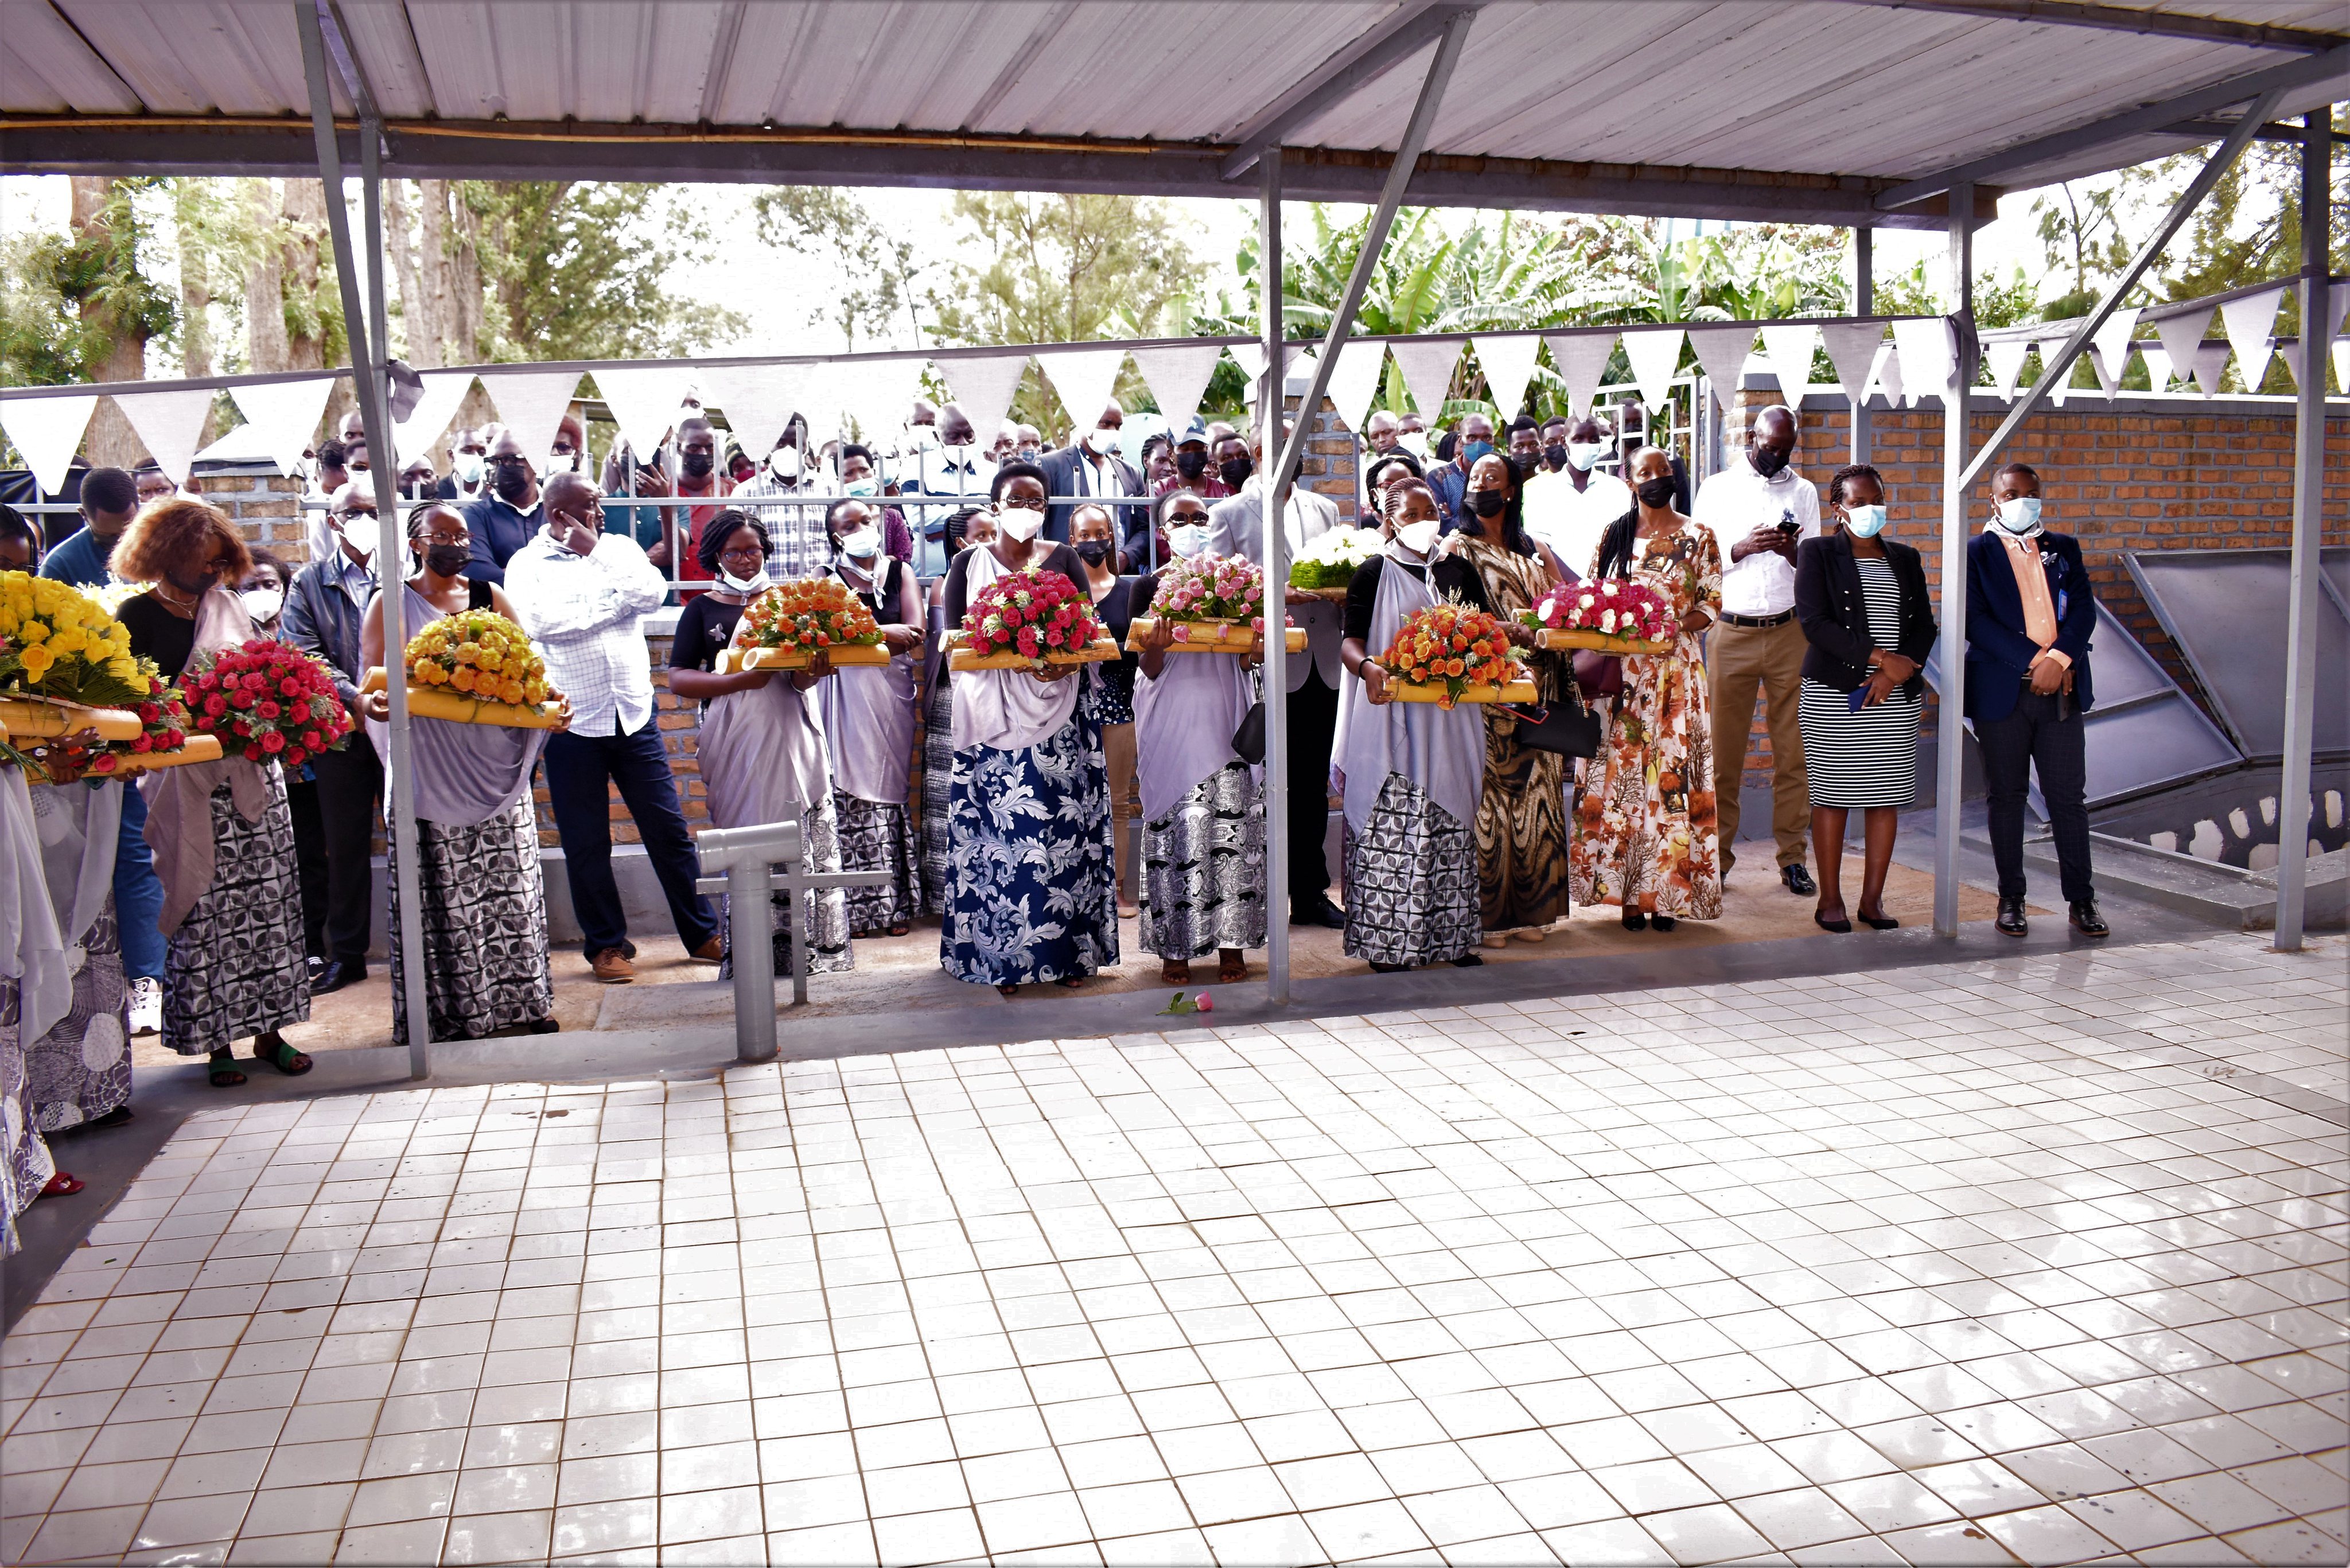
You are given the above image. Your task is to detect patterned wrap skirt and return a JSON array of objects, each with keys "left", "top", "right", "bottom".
[
  {"left": 720, "top": 789, "right": 852, "bottom": 979},
  {"left": 1138, "top": 762, "right": 1267, "bottom": 960},
  {"left": 941, "top": 710, "right": 1120, "bottom": 987},
  {"left": 919, "top": 677, "right": 955, "bottom": 915},
  {"left": 835, "top": 793, "right": 923, "bottom": 933},
  {"left": 1, "top": 977, "right": 57, "bottom": 1258},
  {"left": 163, "top": 776, "right": 312, "bottom": 1056},
  {"left": 25, "top": 904, "right": 129, "bottom": 1131},
  {"left": 1343, "top": 772, "right": 1481, "bottom": 968},
  {"left": 387, "top": 799, "right": 557, "bottom": 1046}
]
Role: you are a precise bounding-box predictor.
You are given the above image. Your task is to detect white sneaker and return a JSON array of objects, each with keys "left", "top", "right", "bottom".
[{"left": 129, "top": 976, "right": 162, "bottom": 1037}]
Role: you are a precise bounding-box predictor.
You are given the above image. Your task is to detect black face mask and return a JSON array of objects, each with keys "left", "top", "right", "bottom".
[
  {"left": 1470, "top": 491, "right": 1508, "bottom": 519},
  {"left": 1174, "top": 450, "right": 1208, "bottom": 480},
  {"left": 425, "top": 543, "right": 470, "bottom": 578},
  {"left": 1750, "top": 445, "right": 1790, "bottom": 478},
  {"left": 1543, "top": 443, "right": 1568, "bottom": 472},
  {"left": 1073, "top": 540, "right": 1113, "bottom": 567},
  {"left": 680, "top": 451, "right": 715, "bottom": 480},
  {"left": 165, "top": 567, "right": 212, "bottom": 596},
  {"left": 491, "top": 462, "right": 534, "bottom": 503},
  {"left": 1219, "top": 456, "right": 1254, "bottom": 490},
  {"left": 1636, "top": 476, "right": 1678, "bottom": 508}
]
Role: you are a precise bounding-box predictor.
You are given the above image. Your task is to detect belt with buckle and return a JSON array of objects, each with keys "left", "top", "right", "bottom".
[{"left": 1717, "top": 609, "right": 1795, "bottom": 629}]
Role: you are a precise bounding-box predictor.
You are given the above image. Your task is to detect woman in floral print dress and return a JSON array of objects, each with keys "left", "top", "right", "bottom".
[{"left": 1568, "top": 446, "right": 1725, "bottom": 929}]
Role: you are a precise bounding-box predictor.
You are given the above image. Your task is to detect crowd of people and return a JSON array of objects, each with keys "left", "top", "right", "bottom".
[{"left": 0, "top": 394, "right": 2111, "bottom": 1243}]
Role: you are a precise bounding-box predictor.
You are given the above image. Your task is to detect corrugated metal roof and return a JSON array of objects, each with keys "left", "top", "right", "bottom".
[{"left": 2, "top": 1, "right": 2340, "bottom": 222}]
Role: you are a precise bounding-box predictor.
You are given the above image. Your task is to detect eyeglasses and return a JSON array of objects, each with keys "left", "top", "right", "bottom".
[
  {"left": 485, "top": 454, "right": 531, "bottom": 469},
  {"left": 999, "top": 496, "right": 1045, "bottom": 511},
  {"left": 332, "top": 508, "right": 378, "bottom": 522}
]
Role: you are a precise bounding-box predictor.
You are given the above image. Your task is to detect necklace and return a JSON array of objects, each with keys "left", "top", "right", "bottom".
[{"left": 151, "top": 581, "right": 200, "bottom": 616}]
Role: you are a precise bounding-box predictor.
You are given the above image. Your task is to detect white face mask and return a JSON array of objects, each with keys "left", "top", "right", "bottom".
[
  {"left": 1394, "top": 519, "right": 1440, "bottom": 557},
  {"left": 545, "top": 450, "right": 578, "bottom": 477},
  {"left": 837, "top": 527, "right": 882, "bottom": 560},
  {"left": 995, "top": 505, "right": 1045, "bottom": 543},
  {"left": 1168, "top": 523, "right": 1211, "bottom": 558},
  {"left": 769, "top": 446, "right": 803, "bottom": 482},
  {"left": 1567, "top": 441, "right": 1608, "bottom": 472},
  {"left": 1085, "top": 427, "right": 1119, "bottom": 457},
  {"left": 452, "top": 451, "right": 485, "bottom": 485},
  {"left": 1842, "top": 504, "right": 1889, "bottom": 538},
  {"left": 337, "top": 512, "right": 381, "bottom": 559},
  {"left": 240, "top": 587, "right": 284, "bottom": 624},
  {"left": 717, "top": 565, "right": 767, "bottom": 594},
  {"left": 1397, "top": 433, "right": 1432, "bottom": 462},
  {"left": 1994, "top": 496, "right": 2044, "bottom": 537},
  {"left": 844, "top": 477, "right": 878, "bottom": 499}
]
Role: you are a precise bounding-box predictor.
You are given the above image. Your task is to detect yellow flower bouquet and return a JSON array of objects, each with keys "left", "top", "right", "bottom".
[
  {"left": 360, "top": 609, "right": 567, "bottom": 729},
  {"left": 0, "top": 571, "right": 147, "bottom": 741}
]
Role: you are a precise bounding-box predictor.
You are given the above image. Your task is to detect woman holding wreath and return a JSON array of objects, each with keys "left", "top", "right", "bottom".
[{"left": 820, "top": 498, "right": 925, "bottom": 938}]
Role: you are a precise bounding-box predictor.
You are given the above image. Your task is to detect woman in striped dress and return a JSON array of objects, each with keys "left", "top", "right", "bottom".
[{"left": 1792, "top": 465, "right": 1938, "bottom": 933}]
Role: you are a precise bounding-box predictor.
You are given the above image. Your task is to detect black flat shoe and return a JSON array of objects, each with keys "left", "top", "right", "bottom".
[
  {"left": 1649, "top": 915, "right": 1676, "bottom": 932},
  {"left": 1814, "top": 911, "right": 1853, "bottom": 934},
  {"left": 1857, "top": 908, "right": 1899, "bottom": 931},
  {"left": 1369, "top": 961, "right": 1408, "bottom": 973},
  {"left": 1621, "top": 909, "right": 1648, "bottom": 931},
  {"left": 2069, "top": 898, "right": 2110, "bottom": 937},
  {"left": 1996, "top": 896, "right": 2028, "bottom": 937},
  {"left": 1781, "top": 863, "right": 1816, "bottom": 897},
  {"left": 1452, "top": 953, "right": 1484, "bottom": 967}
]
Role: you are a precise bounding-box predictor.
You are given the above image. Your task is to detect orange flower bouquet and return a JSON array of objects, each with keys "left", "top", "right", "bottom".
[
  {"left": 726, "top": 578, "right": 892, "bottom": 671},
  {"left": 1374, "top": 601, "right": 1534, "bottom": 708}
]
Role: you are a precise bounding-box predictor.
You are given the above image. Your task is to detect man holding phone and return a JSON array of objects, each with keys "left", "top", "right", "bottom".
[{"left": 1695, "top": 404, "right": 1820, "bottom": 894}]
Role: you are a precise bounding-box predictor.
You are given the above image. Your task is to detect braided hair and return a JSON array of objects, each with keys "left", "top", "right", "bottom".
[
  {"left": 1826, "top": 463, "right": 1883, "bottom": 509},
  {"left": 1457, "top": 452, "right": 1532, "bottom": 557},
  {"left": 1594, "top": 444, "right": 1676, "bottom": 579}
]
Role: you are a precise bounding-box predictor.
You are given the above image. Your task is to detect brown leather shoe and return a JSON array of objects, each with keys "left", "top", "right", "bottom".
[
  {"left": 690, "top": 936, "right": 725, "bottom": 963},
  {"left": 590, "top": 948, "right": 636, "bottom": 983}
]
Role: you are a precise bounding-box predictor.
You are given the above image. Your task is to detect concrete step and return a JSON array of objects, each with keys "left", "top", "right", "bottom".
[{"left": 1966, "top": 827, "right": 2347, "bottom": 929}]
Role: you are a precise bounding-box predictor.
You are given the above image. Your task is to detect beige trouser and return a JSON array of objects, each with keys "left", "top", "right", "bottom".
[
  {"left": 1102, "top": 719, "right": 1137, "bottom": 902},
  {"left": 1708, "top": 617, "right": 1810, "bottom": 873}
]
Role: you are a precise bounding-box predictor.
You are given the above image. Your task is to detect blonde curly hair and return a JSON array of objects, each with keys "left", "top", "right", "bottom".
[{"left": 113, "top": 496, "right": 252, "bottom": 588}]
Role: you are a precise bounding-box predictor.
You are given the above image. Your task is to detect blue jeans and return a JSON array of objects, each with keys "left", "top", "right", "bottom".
[
  {"left": 543, "top": 718, "right": 718, "bottom": 959},
  {"left": 115, "top": 784, "right": 166, "bottom": 982}
]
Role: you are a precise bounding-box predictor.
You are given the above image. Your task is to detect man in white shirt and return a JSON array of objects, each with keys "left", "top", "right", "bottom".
[
  {"left": 1205, "top": 424, "right": 1349, "bottom": 929},
  {"left": 506, "top": 472, "right": 721, "bottom": 983},
  {"left": 1693, "top": 405, "right": 1820, "bottom": 895},
  {"left": 1040, "top": 400, "right": 1143, "bottom": 544},
  {"left": 1523, "top": 415, "right": 1631, "bottom": 578}
]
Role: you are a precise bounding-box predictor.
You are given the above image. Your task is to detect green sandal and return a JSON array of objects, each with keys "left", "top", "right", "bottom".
[
  {"left": 208, "top": 1050, "right": 246, "bottom": 1088},
  {"left": 251, "top": 1037, "right": 312, "bottom": 1076}
]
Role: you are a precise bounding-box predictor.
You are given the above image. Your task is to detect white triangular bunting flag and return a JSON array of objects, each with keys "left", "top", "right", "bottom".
[
  {"left": 229, "top": 376, "right": 336, "bottom": 477},
  {"left": 2140, "top": 347, "right": 2174, "bottom": 392},
  {"left": 588, "top": 365, "right": 687, "bottom": 461},
  {"left": 1545, "top": 332, "right": 1616, "bottom": 417},
  {"left": 1473, "top": 334, "right": 1543, "bottom": 422},
  {"left": 1620, "top": 328, "right": 1685, "bottom": 414},
  {"left": 1318, "top": 340, "right": 1388, "bottom": 434},
  {"left": 1128, "top": 343, "right": 1222, "bottom": 433},
  {"left": 1758, "top": 322, "right": 1819, "bottom": 403},
  {"left": 2151, "top": 304, "right": 2215, "bottom": 391},
  {"left": 1820, "top": 321, "right": 1885, "bottom": 403},
  {"left": 1983, "top": 338, "right": 2031, "bottom": 399},
  {"left": 1387, "top": 337, "right": 1463, "bottom": 422},
  {"left": 2089, "top": 308, "right": 2140, "bottom": 398},
  {"left": 2328, "top": 279, "right": 2348, "bottom": 345},
  {"left": 698, "top": 361, "right": 814, "bottom": 459},
  {"left": 1036, "top": 347, "right": 1129, "bottom": 439},
  {"left": 110, "top": 387, "right": 216, "bottom": 485},
  {"left": 2219, "top": 285, "right": 2284, "bottom": 393},
  {"left": 2333, "top": 338, "right": 2349, "bottom": 396},
  {"left": 389, "top": 370, "right": 474, "bottom": 469},
  {"left": 2275, "top": 336, "right": 2309, "bottom": 391},
  {"left": 841, "top": 357, "right": 929, "bottom": 445},
  {"left": 792, "top": 363, "right": 840, "bottom": 450},
  {"left": 478, "top": 368, "right": 584, "bottom": 464},
  {"left": 1684, "top": 324, "right": 1756, "bottom": 414},
  {"left": 2191, "top": 341, "right": 2231, "bottom": 396},
  {"left": 1870, "top": 343, "right": 1903, "bottom": 408},
  {"left": 1890, "top": 317, "right": 1952, "bottom": 401},
  {"left": 0, "top": 394, "right": 98, "bottom": 497},
  {"left": 1226, "top": 342, "right": 1266, "bottom": 402}
]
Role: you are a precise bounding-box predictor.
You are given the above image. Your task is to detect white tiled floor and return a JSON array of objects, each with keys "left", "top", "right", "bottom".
[{"left": 4, "top": 933, "right": 2343, "bottom": 1566}]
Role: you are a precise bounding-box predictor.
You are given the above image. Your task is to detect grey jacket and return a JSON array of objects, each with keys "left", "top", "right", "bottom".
[
  {"left": 1205, "top": 481, "right": 1346, "bottom": 690},
  {"left": 282, "top": 556, "right": 375, "bottom": 718}
]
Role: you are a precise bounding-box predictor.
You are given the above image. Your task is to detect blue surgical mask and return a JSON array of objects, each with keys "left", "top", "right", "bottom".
[
  {"left": 845, "top": 477, "right": 879, "bottom": 499},
  {"left": 1993, "top": 496, "right": 2043, "bottom": 537},
  {"left": 1842, "top": 504, "right": 1888, "bottom": 538},
  {"left": 1462, "top": 441, "right": 1496, "bottom": 466},
  {"left": 1566, "top": 441, "right": 1607, "bottom": 472}
]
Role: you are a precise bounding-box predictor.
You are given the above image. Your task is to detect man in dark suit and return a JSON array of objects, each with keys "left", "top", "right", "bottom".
[
  {"left": 1964, "top": 461, "right": 2106, "bottom": 940},
  {"left": 460, "top": 425, "right": 546, "bottom": 585},
  {"left": 1039, "top": 399, "right": 1143, "bottom": 544}
]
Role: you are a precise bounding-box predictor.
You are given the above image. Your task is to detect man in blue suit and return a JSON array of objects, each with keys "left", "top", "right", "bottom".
[{"left": 1965, "top": 461, "right": 2106, "bottom": 940}]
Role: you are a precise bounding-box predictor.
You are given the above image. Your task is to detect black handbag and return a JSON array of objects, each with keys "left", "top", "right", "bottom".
[
  {"left": 1499, "top": 696, "right": 1602, "bottom": 758},
  {"left": 1231, "top": 701, "right": 1267, "bottom": 765}
]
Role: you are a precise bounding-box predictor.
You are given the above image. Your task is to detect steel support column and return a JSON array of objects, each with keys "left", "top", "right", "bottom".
[
  {"left": 1932, "top": 185, "right": 1975, "bottom": 939},
  {"left": 1852, "top": 227, "right": 1873, "bottom": 465},
  {"left": 2274, "top": 104, "right": 2332, "bottom": 952},
  {"left": 296, "top": 0, "right": 431, "bottom": 1076},
  {"left": 1261, "top": 147, "right": 1291, "bottom": 1005}
]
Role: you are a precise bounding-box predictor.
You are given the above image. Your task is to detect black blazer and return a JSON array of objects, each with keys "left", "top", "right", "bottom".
[
  {"left": 1794, "top": 531, "right": 1937, "bottom": 697},
  {"left": 1964, "top": 528, "right": 2095, "bottom": 722},
  {"left": 1038, "top": 445, "right": 1143, "bottom": 544}
]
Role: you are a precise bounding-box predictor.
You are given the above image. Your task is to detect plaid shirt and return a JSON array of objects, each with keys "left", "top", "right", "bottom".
[
  {"left": 503, "top": 527, "right": 668, "bottom": 737},
  {"left": 732, "top": 473, "right": 831, "bottom": 583}
]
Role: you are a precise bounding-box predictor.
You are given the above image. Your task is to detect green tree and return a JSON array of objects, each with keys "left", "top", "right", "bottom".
[
  {"left": 1, "top": 177, "right": 174, "bottom": 389},
  {"left": 753, "top": 186, "right": 927, "bottom": 349},
  {"left": 465, "top": 181, "right": 745, "bottom": 361}
]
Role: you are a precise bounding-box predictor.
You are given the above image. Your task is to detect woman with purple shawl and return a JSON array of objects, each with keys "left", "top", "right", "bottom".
[{"left": 359, "top": 504, "right": 562, "bottom": 1044}]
